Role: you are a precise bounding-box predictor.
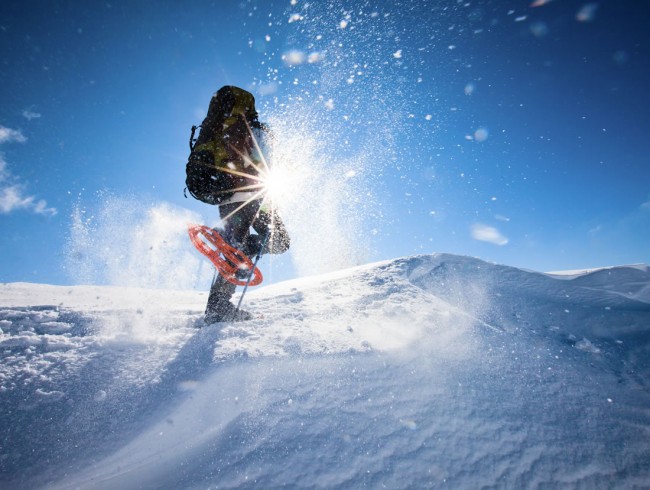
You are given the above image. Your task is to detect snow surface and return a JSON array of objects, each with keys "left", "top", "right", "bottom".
[{"left": 1, "top": 254, "right": 650, "bottom": 489}]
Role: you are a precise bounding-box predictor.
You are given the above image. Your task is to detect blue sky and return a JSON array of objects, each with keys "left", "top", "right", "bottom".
[{"left": 1, "top": 0, "right": 649, "bottom": 288}]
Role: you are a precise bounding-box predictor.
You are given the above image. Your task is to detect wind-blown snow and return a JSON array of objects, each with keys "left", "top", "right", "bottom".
[{"left": 1, "top": 254, "right": 649, "bottom": 488}]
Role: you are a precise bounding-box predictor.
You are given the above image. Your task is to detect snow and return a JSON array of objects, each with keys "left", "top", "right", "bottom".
[{"left": 1, "top": 253, "right": 650, "bottom": 488}]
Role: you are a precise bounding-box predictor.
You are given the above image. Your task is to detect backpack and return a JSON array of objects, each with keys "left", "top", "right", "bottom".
[{"left": 185, "top": 86, "right": 263, "bottom": 205}]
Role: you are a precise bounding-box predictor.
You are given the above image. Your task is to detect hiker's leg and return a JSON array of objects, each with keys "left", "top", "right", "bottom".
[
  {"left": 204, "top": 201, "right": 260, "bottom": 319},
  {"left": 248, "top": 206, "right": 290, "bottom": 256}
]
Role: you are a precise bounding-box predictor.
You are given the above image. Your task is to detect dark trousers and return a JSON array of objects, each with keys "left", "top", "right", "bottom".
[{"left": 205, "top": 200, "right": 290, "bottom": 315}]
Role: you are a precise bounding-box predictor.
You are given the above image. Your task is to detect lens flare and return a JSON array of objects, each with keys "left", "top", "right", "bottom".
[
  {"left": 212, "top": 119, "right": 311, "bottom": 226},
  {"left": 260, "top": 165, "right": 294, "bottom": 206},
  {"left": 216, "top": 96, "right": 385, "bottom": 277}
]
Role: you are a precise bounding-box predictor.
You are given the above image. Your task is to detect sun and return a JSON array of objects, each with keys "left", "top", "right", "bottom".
[
  {"left": 214, "top": 119, "right": 316, "bottom": 224},
  {"left": 259, "top": 164, "right": 297, "bottom": 209}
]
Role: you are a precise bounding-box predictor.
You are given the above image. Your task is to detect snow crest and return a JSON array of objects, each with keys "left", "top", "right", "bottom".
[{"left": 1, "top": 254, "right": 649, "bottom": 489}]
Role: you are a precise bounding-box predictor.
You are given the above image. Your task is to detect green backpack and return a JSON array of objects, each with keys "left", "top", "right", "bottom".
[{"left": 185, "top": 86, "right": 264, "bottom": 204}]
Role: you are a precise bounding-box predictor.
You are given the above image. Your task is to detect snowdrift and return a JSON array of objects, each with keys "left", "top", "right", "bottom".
[{"left": 1, "top": 254, "right": 649, "bottom": 489}]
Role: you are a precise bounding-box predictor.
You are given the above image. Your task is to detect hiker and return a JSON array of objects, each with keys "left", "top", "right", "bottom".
[{"left": 186, "top": 85, "right": 290, "bottom": 323}]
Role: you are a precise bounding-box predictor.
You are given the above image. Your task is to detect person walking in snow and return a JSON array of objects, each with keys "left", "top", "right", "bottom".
[{"left": 186, "top": 85, "right": 290, "bottom": 324}]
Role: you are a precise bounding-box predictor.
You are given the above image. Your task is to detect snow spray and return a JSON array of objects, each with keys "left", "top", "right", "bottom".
[
  {"left": 252, "top": 2, "right": 409, "bottom": 277},
  {"left": 64, "top": 193, "right": 213, "bottom": 290}
]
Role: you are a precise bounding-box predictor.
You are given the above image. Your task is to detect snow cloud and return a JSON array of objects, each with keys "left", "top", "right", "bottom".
[
  {"left": 266, "top": 105, "right": 388, "bottom": 276},
  {"left": 65, "top": 195, "right": 212, "bottom": 289},
  {"left": 0, "top": 128, "right": 57, "bottom": 216},
  {"left": 471, "top": 223, "right": 509, "bottom": 246}
]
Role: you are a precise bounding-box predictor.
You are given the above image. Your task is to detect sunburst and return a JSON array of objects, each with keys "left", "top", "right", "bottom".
[{"left": 214, "top": 118, "right": 287, "bottom": 227}]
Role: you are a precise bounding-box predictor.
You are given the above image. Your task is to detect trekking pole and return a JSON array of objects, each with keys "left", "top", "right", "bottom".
[{"left": 233, "top": 228, "right": 272, "bottom": 319}]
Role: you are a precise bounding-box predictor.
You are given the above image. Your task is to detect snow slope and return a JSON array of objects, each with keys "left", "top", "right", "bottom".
[{"left": 1, "top": 254, "right": 649, "bottom": 489}]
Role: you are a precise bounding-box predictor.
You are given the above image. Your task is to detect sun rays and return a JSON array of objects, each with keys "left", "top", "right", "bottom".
[{"left": 215, "top": 119, "right": 283, "bottom": 226}]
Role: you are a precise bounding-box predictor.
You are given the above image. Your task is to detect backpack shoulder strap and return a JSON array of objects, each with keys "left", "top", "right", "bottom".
[{"left": 189, "top": 125, "right": 201, "bottom": 150}]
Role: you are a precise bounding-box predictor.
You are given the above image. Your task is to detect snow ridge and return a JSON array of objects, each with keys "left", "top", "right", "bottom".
[{"left": 1, "top": 254, "right": 649, "bottom": 489}]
